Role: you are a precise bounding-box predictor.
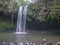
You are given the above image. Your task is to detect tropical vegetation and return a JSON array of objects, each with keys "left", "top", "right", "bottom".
[{"left": 0, "top": 0, "right": 60, "bottom": 33}]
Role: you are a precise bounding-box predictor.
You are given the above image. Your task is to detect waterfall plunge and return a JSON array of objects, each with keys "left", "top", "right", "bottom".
[
  {"left": 15, "top": 0, "right": 35, "bottom": 34},
  {"left": 15, "top": 5, "right": 28, "bottom": 34}
]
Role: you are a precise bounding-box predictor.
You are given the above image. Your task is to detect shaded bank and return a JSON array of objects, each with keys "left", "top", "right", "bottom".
[
  {"left": 26, "top": 20, "right": 60, "bottom": 34},
  {"left": 27, "top": 22, "right": 60, "bottom": 30}
]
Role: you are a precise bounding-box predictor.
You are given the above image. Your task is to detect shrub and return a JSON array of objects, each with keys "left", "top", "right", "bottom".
[{"left": 0, "top": 22, "right": 15, "bottom": 32}]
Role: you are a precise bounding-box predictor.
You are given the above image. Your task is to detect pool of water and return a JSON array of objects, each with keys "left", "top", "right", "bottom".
[{"left": 0, "top": 30, "right": 60, "bottom": 43}]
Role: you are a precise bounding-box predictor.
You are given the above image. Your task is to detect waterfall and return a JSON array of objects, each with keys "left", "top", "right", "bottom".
[
  {"left": 15, "top": 0, "right": 35, "bottom": 34},
  {"left": 16, "top": 5, "right": 28, "bottom": 34}
]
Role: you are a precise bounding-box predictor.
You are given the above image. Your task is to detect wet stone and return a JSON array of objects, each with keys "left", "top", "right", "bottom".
[
  {"left": 18, "top": 42, "right": 25, "bottom": 45},
  {"left": 32, "top": 43, "right": 36, "bottom": 45},
  {"left": 9, "top": 42, "right": 14, "bottom": 45},
  {"left": 41, "top": 38, "right": 48, "bottom": 45},
  {"left": 0, "top": 42, "right": 1, "bottom": 44},
  {"left": 56, "top": 42, "right": 60, "bottom": 45},
  {"left": 30, "top": 43, "right": 33, "bottom": 45},
  {"left": 26, "top": 42, "right": 30, "bottom": 45},
  {"left": 47, "top": 43, "right": 53, "bottom": 45},
  {"left": 2, "top": 42, "right": 6, "bottom": 45}
]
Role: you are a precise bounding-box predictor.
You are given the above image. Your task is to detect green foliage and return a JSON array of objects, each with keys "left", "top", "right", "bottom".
[
  {"left": 0, "top": 0, "right": 60, "bottom": 32},
  {"left": 0, "top": 22, "right": 14, "bottom": 32},
  {"left": 0, "top": 0, "right": 24, "bottom": 15},
  {"left": 0, "top": 0, "right": 25, "bottom": 31},
  {"left": 47, "top": 0, "right": 60, "bottom": 21},
  {"left": 0, "top": 0, "right": 60, "bottom": 23},
  {"left": 49, "top": 8, "right": 60, "bottom": 19},
  {"left": 27, "top": 0, "right": 47, "bottom": 22},
  {"left": 27, "top": 0, "right": 60, "bottom": 22}
]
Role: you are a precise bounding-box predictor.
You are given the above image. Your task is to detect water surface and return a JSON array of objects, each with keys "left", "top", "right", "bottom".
[{"left": 0, "top": 30, "right": 60, "bottom": 43}]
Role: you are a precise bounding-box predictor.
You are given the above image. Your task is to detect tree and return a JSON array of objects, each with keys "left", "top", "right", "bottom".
[{"left": 27, "top": 0, "right": 60, "bottom": 23}]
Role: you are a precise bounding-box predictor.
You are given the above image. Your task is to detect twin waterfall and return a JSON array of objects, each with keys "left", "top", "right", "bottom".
[
  {"left": 15, "top": 0, "right": 34, "bottom": 34},
  {"left": 16, "top": 5, "right": 28, "bottom": 34}
]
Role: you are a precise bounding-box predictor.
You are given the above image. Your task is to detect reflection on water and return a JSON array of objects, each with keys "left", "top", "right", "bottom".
[
  {"left": 0, "top": 30, "right": 60, "bottom": 43},
  {"left": 16, "top": 34, "right": 26, "bottom": 42}
]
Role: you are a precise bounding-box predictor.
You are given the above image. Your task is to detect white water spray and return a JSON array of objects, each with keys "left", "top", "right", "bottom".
[
  {"left": 15, "top": 0, "right": 36, "bottom": 34},
  {"left": 15, "top": 5, "right": 28, "bottom": 34}
]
